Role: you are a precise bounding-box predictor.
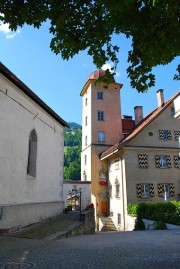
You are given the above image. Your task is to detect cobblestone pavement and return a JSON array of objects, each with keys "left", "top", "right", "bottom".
[{"left": 0, "top": 230, "right": 180, "bottom": 269}]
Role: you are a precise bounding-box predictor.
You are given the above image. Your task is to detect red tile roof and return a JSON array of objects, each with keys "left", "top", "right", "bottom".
[
  {"left": 86, "top": 69, "right": 115, "bottom": 82},
  {"left": 100, "top": 91, "right": 180, "bottom": 159}
]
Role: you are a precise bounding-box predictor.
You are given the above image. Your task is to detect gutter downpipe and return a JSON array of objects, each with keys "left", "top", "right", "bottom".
[{"left": 120, "top": 156, "right": 126, "bottom": 231}]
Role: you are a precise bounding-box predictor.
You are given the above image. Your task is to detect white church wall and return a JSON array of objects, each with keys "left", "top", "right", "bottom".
[{"left": 0, "top": 73, "right": 65, "bottom": 230}]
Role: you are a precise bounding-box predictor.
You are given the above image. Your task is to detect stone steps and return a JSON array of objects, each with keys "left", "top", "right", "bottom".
[{"left": 101, "top": 217, "right": 117, "bottom": 231}]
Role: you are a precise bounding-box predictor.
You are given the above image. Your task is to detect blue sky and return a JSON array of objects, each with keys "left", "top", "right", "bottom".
[{"left": 0, "top": 21, "right": 179, "bottom": 125}]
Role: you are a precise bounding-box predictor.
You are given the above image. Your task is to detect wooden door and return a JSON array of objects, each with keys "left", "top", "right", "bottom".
[{"left": 101, "top": 201, "right": 107, "bottom": 216}]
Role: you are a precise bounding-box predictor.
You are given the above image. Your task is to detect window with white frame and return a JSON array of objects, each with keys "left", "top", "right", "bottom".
[
  {"left": 162, "top": 183, "right": 170, "bottom": 198},
  {"left": 157, "top": 183, "right": 175, "bottom": 198},
  {"left": 141, "top": 183, "right": 150, "bottom": 198},
  {"left": 160, "top": 155, "right": 168, "bottom": 168},
  {"left": 98, "top": 131, "right": 105, "bottom": 142},
  {"left": 97, "top": 111, "right": 104, "bottom": 121},
  {"left": 85, "top": 116, "right": 87, "bottom": 126},
  {"left": 85, "top": 135, "right": 87, "bottom": 146},
  {"left": 97, "top": 92, "right": 104, "bottom": 100},
  {"left": 85, "top": 98, "right": 87, "bottom": 106},
  {"left": 155, "top": 155, "right": 171, "bottom": 168}
]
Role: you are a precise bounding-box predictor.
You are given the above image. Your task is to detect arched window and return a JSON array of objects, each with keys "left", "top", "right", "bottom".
[{"left": 27, "top": 129, "right": 37, "bottom": 177}]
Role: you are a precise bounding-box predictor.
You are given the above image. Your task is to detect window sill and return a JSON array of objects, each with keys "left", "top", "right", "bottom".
[{"left": 27, "top": 174, "right": 36, "bottom": 180}]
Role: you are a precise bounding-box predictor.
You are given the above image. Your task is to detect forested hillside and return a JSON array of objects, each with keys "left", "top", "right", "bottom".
[{"left": 64, "top": 122, "right": 82, "bottom": 180}]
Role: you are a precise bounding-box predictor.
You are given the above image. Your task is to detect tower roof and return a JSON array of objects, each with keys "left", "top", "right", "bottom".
[
  {"left": 87, "top": 69, "right": 115, "bottom": 83},
  {"left": 80, "top": 69, "right": 122, "bottom": 96}
]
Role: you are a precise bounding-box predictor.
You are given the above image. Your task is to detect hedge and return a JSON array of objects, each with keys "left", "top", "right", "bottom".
[{"left": 127, "top": 201, "right": 180, "bottom": 226}]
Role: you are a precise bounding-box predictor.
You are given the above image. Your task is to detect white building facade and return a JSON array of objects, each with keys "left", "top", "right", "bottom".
[{"left": 0, "top": 62, "right": 68, "bottom": 232}]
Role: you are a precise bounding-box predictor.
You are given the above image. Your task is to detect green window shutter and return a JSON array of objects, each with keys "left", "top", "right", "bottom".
[{"left": 136, "top": 184, "right": 142, "bottom": 198}]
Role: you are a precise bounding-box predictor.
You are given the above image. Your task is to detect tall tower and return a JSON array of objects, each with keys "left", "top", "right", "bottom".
[{"left": 80, "top": 70, "right": 123, "bottom": 226}]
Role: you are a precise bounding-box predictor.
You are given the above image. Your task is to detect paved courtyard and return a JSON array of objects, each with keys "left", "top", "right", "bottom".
[{"left": 0, "top": 230, "right": 180, "bottom": 269}]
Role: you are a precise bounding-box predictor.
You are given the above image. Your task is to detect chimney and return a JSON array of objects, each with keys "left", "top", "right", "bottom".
[
  {"left": 134, "top": 106, "right": 143, "bottom": 125},
  {"left": 157, "top": 89, "right": 164, "bottom": 107}
]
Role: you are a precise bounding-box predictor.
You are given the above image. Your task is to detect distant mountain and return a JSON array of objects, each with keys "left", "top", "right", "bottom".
[{"left": 68, "top": 122, "right": 82, "bottom": 129}]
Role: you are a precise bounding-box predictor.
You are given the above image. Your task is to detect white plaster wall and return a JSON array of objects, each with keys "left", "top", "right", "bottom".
[
  {"left": 174, "top": 95, "right": 180, "bottom": 119},
  {"left": 108, "top": 156, "right": 126, "bottom": 231},
  {"left": 0, "top": 74, "right": 64, "bottom": 205}
]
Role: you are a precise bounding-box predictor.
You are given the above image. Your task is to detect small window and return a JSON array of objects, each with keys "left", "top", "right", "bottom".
[
  {"left": 178, "top": 157, "right": 180, "bottom": 167},
  {"left": 115, "top": 159, "right": 119, "bottom": 170},
  {"left": 155, "top": 155, "right": 171, "bottom": 168},
  {"left": 83, "top": 171, "right": 87, "bottom": 181},
  {"left": 85, "top": 116, "right": 87, "bottom": 126},
  {"left": 163, "top": 131, "right": 168, "bottom": 140},
  {"left": 84, "top": 155, "right": 87, "bottom": 166},
  {"left": 108, "top": 183, "right": 112, "bottom": 198},
  {"left": 98, "top": 131, "right": 105, "bottom": 142},
  {"left": 171, "top": 107, "right": 175, "bottom": 116},
  {"left": 85, "top": 135, "right": 87, "bottom": 146},
  {"left": 118, "top": 213, "right": 121, "bottom": 225},
  {"left": 27, "top": 129, "right": 37, "bottom": 177},
  {"left": 141, "top": 184, "right": 150, "bottom": 198},
  {"left": 97, "top": 92, "right": 104, "bottom": 100},
  {"left": 85, "top": 98, "right": 87, "bottom": 106},
  {"left": 115, "top": 179, "right": 120, "bottom": 198},
  {"left": 97, "top": 111, "right": 104, "bottom": 121},
  {"left": 158, "top": 183, "right": 175, "bottom": 198},
  {"left": 160, "top": 156, "right": 168, "bottom": 168},
  {"left": 162, "top": 184, "right": 170, "bottom": 198},
  {"left": 159, "top": 130, "right": 172, "bottom": 140}
]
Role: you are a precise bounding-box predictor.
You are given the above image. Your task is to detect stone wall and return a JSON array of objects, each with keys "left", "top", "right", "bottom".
[{"left": 50, "top": 209, "right": 95, "bottom": 240}]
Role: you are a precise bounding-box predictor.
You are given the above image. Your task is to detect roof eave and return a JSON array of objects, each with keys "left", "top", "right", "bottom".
[
  {"left": 80, "top": 78, "right": 123, "bottom": 96},
  {"left": 0, "top": 62, "right": 69, "bottom": 128}
]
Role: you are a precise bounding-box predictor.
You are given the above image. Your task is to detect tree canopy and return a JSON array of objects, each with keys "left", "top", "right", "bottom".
[{"left": 0, "top": 0, "right": 179, "bottom": 92}]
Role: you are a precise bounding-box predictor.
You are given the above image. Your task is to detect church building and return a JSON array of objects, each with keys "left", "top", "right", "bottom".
[{"left": 0, "top": 62, "right": 68, "bottom": 232}]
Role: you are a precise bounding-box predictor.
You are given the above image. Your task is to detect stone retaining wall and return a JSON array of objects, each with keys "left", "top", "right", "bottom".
[{"left": 46, "top": 209, "right": 95, "bottom": 240}]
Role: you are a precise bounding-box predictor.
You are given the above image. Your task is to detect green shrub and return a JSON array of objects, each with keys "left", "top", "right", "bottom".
[
  {"left": 134, "top": 218, "right": 145, "bottom": 230},
  {"left": 153, "top": 221, "right": 167, "bottom": 230},
  {"left": 127, "top": 201, "right": 180, "bottom": 226},
  {"left": 127, "top": 203, "right": 138, "bottom": 217}
]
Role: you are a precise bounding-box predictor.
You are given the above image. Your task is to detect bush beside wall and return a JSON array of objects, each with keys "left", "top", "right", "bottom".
[{"left": 127, "top": 201, "right": 180, "bottom": 226}]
